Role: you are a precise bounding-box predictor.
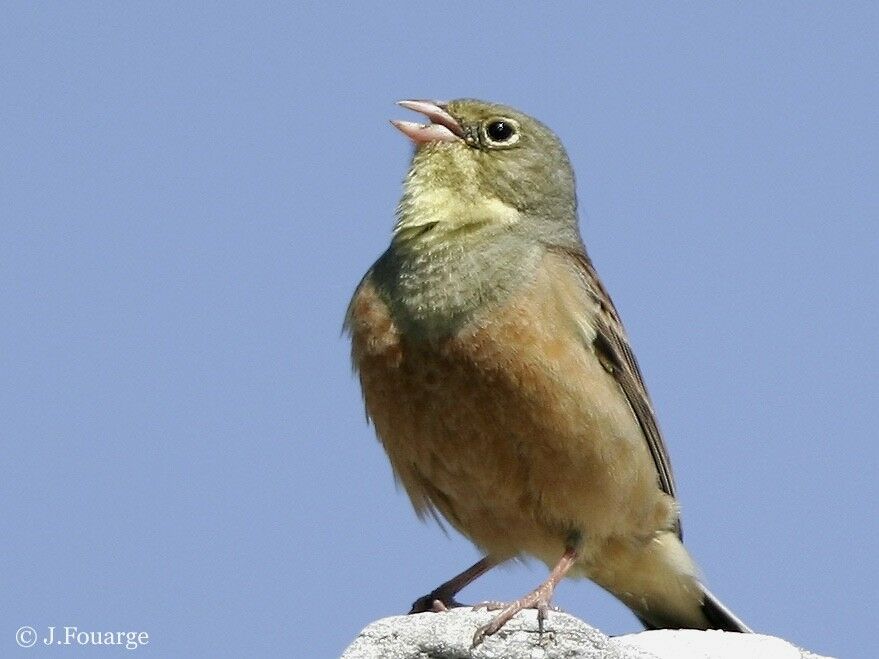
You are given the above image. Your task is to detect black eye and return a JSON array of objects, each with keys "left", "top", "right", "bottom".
[{"left": 486, "top": 120, "right": 516, "bottom": 143}]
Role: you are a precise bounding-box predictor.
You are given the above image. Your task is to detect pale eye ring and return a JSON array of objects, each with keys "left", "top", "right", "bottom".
[{"left": 483, "top": 118, "right": 520, "bottom": 146}]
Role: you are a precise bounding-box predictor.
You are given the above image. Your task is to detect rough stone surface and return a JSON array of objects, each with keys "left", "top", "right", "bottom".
[{"left": 341, "top": 608, "right": 833, "bottom": 659}]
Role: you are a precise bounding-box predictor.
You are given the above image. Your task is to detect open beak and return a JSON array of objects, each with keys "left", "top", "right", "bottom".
[{"left": 391, "top": 100, "right": 464, "bottom": 144}]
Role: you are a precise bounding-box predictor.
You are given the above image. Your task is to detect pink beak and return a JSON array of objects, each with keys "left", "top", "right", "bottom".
[{"left": 391, "top": 100, "right": 464, "bottom": 144}]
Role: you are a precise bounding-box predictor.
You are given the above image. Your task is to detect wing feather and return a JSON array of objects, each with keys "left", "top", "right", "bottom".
[{"left": 548, "top": 245, "right": 681, "bottom": 538}]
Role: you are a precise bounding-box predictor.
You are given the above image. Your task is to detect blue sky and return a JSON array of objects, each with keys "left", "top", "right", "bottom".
[{"left": 2, "top": 3, "right": 876, "bottom": 657}]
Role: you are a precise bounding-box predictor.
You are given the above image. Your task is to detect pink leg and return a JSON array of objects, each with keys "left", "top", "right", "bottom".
[{"left": 472, "top": 545, "right": 579, "bottom": 647}]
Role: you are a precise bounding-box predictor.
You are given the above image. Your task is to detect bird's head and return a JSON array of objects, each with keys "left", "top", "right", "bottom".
[{"left": 391, "top": 98, "right": 580, "bottom": 249}]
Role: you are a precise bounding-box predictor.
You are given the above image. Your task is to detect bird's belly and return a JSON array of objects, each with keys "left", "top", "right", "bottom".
[{"left": 349, "top": 274, "right": 674, "bottom": 566}]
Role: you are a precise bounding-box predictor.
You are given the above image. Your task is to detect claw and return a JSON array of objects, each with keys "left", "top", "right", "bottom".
[
  {"left": 471, "top": 600, "right": 508, "bottom": 611},
  {"left": 471, "top": 587, "right": 555, "bottom": 647},
  {"left": 470, "top": 545, "right": 579, "bottom": 647}
]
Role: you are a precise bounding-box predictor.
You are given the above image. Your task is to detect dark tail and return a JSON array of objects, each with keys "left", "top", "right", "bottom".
[
  {"left": 601, "top": 532, "right": 752, "bottom": 633},
  {"left": 700, "top": 586, "right": 751, "bottom": 632},
  {"left": 635, "top": 584, "right": 751, "bottom": 633}
]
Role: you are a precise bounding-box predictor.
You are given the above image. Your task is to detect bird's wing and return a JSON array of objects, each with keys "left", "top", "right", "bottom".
[{"left": 548, "top": 245, "right": 681, "bottom": 537}]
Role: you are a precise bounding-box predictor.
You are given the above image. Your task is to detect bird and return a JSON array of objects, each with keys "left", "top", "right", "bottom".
[{"left": 345, "top": 98, "right": 751, "bottom": 646}]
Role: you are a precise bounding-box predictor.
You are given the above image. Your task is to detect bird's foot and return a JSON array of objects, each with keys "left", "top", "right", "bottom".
[
  {"left": 473, "top": 599, "right": 564, "bottom": 614},
  {"left": 409, "top": 592, "right": 468, "bottom": 614},
  {"left": 408, "top": 556, "right": 498, "bottom": 614},
  {"left": 471, "top": 582, "right": 559, "bottom": 647},
  {"left": 471, "top": 600, "right": 510, "bottom": 611}
]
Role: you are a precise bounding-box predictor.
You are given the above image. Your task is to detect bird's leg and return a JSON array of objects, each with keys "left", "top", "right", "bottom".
[
  {"left": 472, "top": 542, "right": 580, "bottom": 647},
  {"left": 409, "top": 555, "right": 501, "bottom": 614}
]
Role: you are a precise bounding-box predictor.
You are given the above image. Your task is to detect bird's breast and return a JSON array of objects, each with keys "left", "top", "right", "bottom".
[
  {"left": 347, "top": 251, "right": 672, "bottom": 564},
  {"left": 368, "top": 235, "right": 541, "bottom": 340}
]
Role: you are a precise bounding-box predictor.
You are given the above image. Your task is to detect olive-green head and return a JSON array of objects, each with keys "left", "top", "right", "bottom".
[{"left": 391, "top": 98, "right": 581, "bottom": 249}]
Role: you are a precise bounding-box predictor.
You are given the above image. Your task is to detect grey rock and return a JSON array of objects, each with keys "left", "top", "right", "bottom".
[
  {"left": 342, "top": 608, "right": 648, "bottom": 659},
  {"left": 341, "top": 608, "right": 833, "bottom": 659}
]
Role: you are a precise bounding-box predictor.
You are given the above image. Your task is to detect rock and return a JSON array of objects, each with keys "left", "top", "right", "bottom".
[
  {"left": 615, "top": 628, "right": 832, "bottom": 659},
  {"left": 341, "top": 608, "right": 833, "bottom": 659}
]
